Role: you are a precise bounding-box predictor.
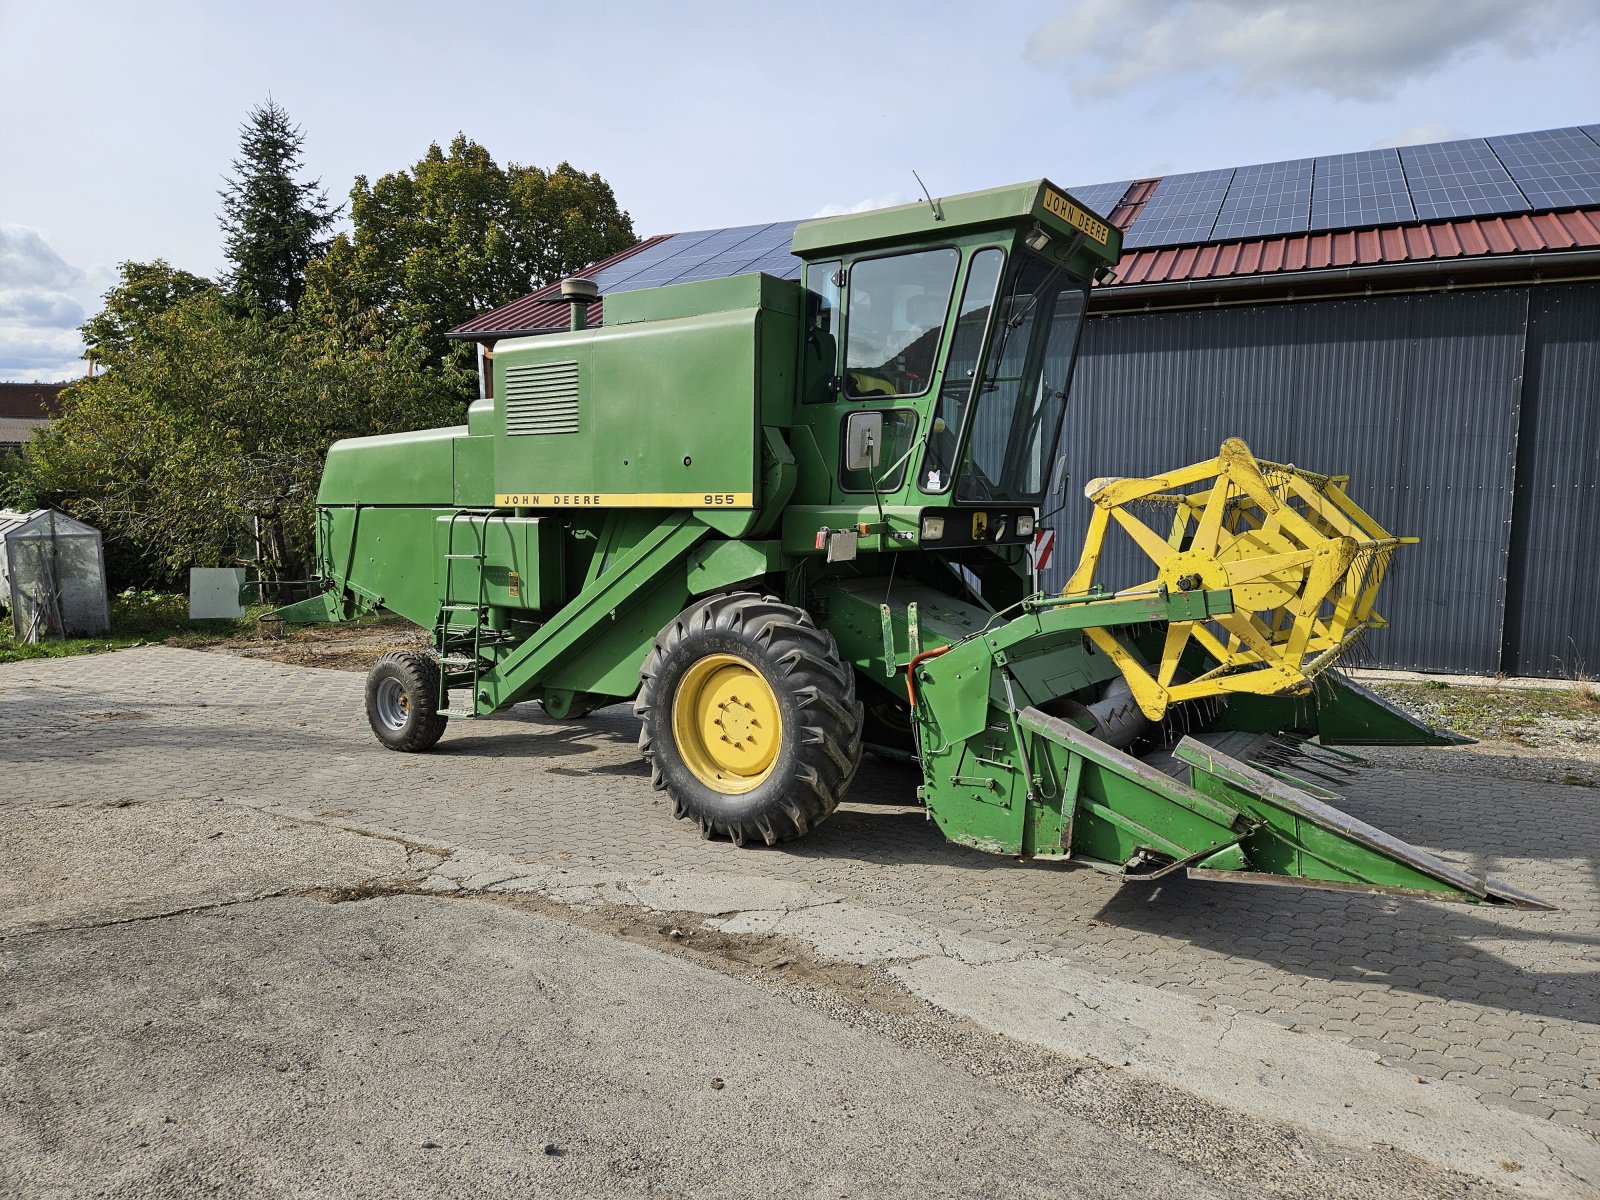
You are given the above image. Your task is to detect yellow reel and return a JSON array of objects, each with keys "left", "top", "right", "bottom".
[{"left": 1063, "top": 438, "right": 1415, "bottom": 720}]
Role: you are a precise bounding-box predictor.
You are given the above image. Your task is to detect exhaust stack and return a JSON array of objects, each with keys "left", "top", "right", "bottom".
[{"left": 561, "top": 276, "right": 599, "bottom": 331}]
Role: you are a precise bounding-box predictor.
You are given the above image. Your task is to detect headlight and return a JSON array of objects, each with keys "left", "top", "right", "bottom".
[
  {"left": 1016, "top": 514, "right": 1036, "bottom": 538},
  {"left": 920, "top": 515, "right": 945, "bottom": 540}
]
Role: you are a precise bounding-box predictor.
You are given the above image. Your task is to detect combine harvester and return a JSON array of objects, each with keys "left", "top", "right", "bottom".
[{"left": 279, "top": 180, "right": 1546, "bottom": 909}]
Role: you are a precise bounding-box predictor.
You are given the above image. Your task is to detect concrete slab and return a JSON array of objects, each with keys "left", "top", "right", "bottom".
[
  {"left": 0, "top": 798, "right": 413, "bottom": 935},
  {"left": 3, "top": 894, "right": 1234, "bottom": 1200}
]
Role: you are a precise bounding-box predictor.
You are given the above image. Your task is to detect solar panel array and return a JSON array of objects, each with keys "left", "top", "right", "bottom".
[
  {"left": 1108, "top": 125, "right": 1600, "bottom": 250},
  {"left": 589, "top": 221, "right": 802, "bottom": 297},
  {"left": 575, "top": 126, "right": 1600, "bottom": 313}
]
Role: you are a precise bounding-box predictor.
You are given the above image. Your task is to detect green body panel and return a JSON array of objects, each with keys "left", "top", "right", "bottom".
[
  {"left": 489, "top": 278, "right": 799, "bottom": 505},
  {"left": 313, "top": 504, "right": 450, "bottom": 627},
  {"left": 687, "top": 539, "right": 781, "bottom": 595},
  {"left": 319, "top": 426, "right": 460, "bottom": 506},
  {"left": 1217, "top": 675, "right": 1474, "bottom": 746},
  {"left": 452, "top": 436, "right": 496, "bottom": 507},
  {"left": 432, "top": 514, "right": 565, "bottom": 612}
]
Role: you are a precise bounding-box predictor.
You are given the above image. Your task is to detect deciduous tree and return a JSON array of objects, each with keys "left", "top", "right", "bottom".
[
  {"left": 79, "top": 259, "right": 214, "bottom": 367},
  {"left": 29, "top": 286, "right": 467, "bottom": 584},
  {"left": 307, "top": 136, "right": 634, "bottom": 365}
]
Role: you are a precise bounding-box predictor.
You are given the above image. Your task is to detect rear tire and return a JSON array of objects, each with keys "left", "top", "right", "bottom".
[
  {"left": 637, "top": 593, "right": 862, "bottom": 846},
  {"left": 366, "top": 651, "right": 448, "bottom": 752}
]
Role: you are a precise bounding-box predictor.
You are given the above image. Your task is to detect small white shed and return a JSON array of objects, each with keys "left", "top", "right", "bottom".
[{"left": 0, "top": 508, "right": 110, "bottom": 641}]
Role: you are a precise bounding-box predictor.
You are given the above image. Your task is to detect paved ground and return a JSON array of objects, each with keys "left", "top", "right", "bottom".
[
  {"left": 3, "top": 646, "right": 1598, "bottom": 1195},
  {"left": 5, "top": 795, "right": 1256, "bottom": 1200}
]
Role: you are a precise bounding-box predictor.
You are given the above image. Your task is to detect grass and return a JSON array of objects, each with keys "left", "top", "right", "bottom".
[
  {"left": 0, "top": 591, "right": 271, "bottom": 665},
  {"left": 1377, "top": 680, "right": 1600, "bottom": 743}
]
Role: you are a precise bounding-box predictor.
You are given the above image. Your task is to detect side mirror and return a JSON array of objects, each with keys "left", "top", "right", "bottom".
[{"left": 843, "top": 411, "right": 883, "bottom": 472}]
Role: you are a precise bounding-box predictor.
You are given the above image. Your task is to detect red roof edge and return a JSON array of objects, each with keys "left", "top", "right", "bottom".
[
  {"left": 1102, "top": 208, "right": 1600, "bottom": 291},
  {"left": 449, "top": 235, "right": 675, "bottom": 338}
]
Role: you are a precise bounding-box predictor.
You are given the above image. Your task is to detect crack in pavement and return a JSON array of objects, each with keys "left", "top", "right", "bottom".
[{"left": 2, "top": 889, "right": 299, "bottom": 939}]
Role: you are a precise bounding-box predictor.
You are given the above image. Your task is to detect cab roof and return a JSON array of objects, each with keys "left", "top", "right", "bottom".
[{"left": 789, "top": 179, "right": 1122, "bottom": 262}]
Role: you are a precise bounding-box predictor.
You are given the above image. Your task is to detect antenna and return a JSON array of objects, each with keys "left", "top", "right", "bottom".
[{"left": 912, "top": 170, "right": 944, "bottom": 221}]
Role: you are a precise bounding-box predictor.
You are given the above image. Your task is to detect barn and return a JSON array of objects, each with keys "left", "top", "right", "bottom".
[{"left": 452, "top": 124, "right": 1600, "bottom": 678}]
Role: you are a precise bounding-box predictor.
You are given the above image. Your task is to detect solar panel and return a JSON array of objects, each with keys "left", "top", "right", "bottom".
[
  {"left": 588, "top": 223, "right": 807, "bottom": 299},
  {"left": 1123, "top": 169, "right": 1234, "bottom": 248},
  {"left": 1064, "top": 180, "right": 1133, "bottom": 221},
  {"left": 1210, "top": 158, "right": 1313, "bottom": 240},
  {"left": 596, "top": 230, "right": 719, "bottom": 291},
  {"left": 1400, "top": 139, "right": 1528, "bottom": 220},
  {"left": 658, "top": 223, "right": 794, "bottom": 284},
  {"left": 1487, "top": 128, "right": 1600, "bottom": 210},
  {"left": 1310, "top": 148, "right": 1416, "bottom": 231}
]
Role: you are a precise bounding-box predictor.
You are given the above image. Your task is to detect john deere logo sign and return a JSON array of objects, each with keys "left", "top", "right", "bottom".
[
  {"left": 1042, "top": 189, "right": 1110, "bottom": 245},
  {"left": 494, "top": 492, "right": 754, "bottom": 508}
]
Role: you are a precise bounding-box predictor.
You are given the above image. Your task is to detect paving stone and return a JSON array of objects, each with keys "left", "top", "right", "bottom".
[{"left": 4, "top": 645, "right": 1597, "bottom": 1139}]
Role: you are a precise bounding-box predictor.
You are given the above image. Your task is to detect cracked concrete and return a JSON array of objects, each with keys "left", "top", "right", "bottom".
[
  {"left": 0, "top": 798, "right": 414, "bottom": 936},
  {"left": 5, "top": 646, "right": 1598, "bottom": 1198},
  {"left": 405, "top": 852, "right": 1600, "bottom": 1199}
]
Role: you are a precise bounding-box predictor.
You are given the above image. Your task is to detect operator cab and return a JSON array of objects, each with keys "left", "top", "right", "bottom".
[{"left": 789, "top": 180, "right": 1119, "bottom": 535}]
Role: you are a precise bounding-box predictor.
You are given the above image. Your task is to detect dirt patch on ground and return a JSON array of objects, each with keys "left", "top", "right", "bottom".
[
  {"left": 471, "top": 888, "right": 1517, "bottom": 1200},
  {"left": 196, "top": 617, "right": 429, "bottom": 672}
]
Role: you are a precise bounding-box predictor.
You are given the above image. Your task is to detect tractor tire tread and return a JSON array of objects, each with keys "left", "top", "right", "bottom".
[
  {"left": 637, "top": 592, "right": 862, "bottom": 846},
  {"left": 365, "top": 650, "right": 449, "bottom": 753}
]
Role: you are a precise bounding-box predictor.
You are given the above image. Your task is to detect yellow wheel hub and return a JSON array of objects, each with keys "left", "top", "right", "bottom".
[{"left": 671, "top": 653, "right": 783, "bottom": 794}]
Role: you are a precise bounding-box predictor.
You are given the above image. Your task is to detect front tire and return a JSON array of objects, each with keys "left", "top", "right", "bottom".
[
  {"left": 637, "top": 593, "right": 862, "bottom": 846},
  {"left": 366, "top": 651, "right": 448, "bottom": 752}
]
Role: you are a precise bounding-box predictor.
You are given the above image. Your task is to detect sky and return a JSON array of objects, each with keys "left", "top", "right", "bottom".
[{"left": 2, "top": 0, "right": 1597, "bottom": 380}]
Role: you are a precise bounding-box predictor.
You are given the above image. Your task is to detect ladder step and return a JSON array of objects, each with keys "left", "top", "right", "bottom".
[
  {"left": 439, "top": 708, "right": 479, "bottom": 718},
  {"left": 439, "top": 656, "right": 482, "bottom": 668},
  {"left": 439, "top": 603, "right": 487, "bottom": 612}
]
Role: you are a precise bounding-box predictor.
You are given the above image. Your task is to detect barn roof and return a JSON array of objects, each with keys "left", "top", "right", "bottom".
[{"left": 452, "top": 123, "right": 1600, "bottom": 339}]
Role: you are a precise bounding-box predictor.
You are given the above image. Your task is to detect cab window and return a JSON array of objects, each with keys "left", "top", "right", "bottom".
[
  {"left": 844, "top": 248, "right": 958, "bottom": 399},
  {"left": 921, "top": 247, "right": 1004, "bottom": 492},
  {"left": 802, "top": 259, "right": 841, "bottom": 403}
]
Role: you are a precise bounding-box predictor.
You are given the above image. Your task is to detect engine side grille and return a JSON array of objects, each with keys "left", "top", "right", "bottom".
[{"left": 504, "top": 361, "right": 580, "bottom": 435}]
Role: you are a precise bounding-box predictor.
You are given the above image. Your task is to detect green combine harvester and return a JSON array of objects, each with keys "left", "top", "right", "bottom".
[{"left": 279, "top": 179, "right": 1546, "bottom": 910}]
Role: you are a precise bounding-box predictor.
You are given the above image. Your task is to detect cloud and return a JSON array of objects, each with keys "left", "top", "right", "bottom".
[
  {"left": 0, "top": 288, "right": 85, "bottom": 328},
  {"left": 1371, "top": 121, "right": 1467, "bottom": 149},
  {"left": 1025, "top": 0, "right": 1598, "bottom": 101},
  {"left": 810, "top": 192, "right": 907, "bottom": 219},
  {"left": 0, "top": 224, "right": 84, "bottom": 291},
  {"left": 0, "top": 226, "right": 87, "bottom": 380}
]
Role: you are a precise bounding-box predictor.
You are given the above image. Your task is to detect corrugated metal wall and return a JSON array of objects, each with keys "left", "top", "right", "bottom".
[
  {"left": 1502, "top": 284, "right": 1600, "bottom": 677},
  {"left": 1042, "top": 281, "right": 1600, "bottom": 677}
]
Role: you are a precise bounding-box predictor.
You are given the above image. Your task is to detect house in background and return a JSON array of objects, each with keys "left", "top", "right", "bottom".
[{"left": 0, "top": 382, "right": 67, "bottom": 454}]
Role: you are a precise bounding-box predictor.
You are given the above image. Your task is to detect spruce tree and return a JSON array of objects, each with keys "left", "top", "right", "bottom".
[{"left": 218, "top": 100, "right": 337, "bottom": 313}]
